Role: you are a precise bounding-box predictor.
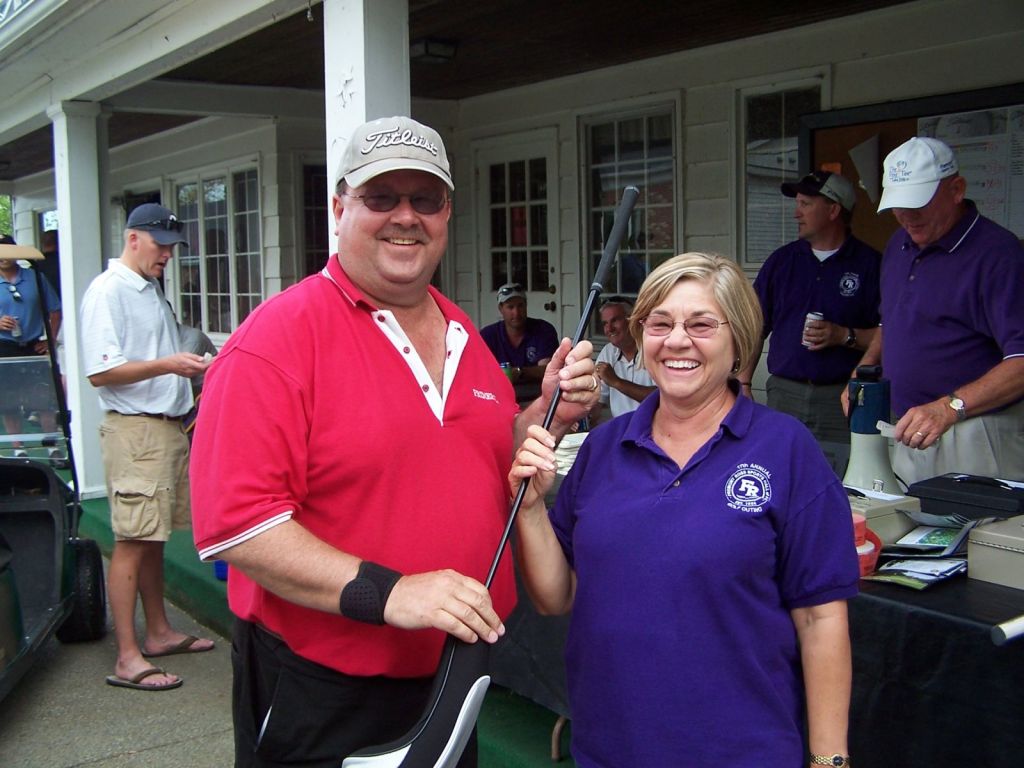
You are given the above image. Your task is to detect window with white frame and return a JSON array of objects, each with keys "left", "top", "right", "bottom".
[
  {"left": 583, "top": 108, "right": 676, "bottom": 301},
  {"left": 174, "top": 168, "right": 262, "bottom": 334},
  {"left": 740, "top": 83, "right": 821, "bottom": 267}
]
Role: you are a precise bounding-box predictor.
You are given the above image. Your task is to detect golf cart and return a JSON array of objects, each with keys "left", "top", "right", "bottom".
[{"left": 0, "top": 243, "right": 106, "bottom": 704}]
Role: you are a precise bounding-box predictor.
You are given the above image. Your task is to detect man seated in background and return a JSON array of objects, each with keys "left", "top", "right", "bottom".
[
  {"left": 590, "top": 296, "right": 654, "bottom": 424},
  {"left": 480, "top": 282, "right": 559, "bottom": 384}
]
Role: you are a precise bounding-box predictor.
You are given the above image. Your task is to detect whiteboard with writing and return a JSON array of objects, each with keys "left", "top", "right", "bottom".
[{"left": 918, "top": 106, "right": 1024, "bottom": 237}]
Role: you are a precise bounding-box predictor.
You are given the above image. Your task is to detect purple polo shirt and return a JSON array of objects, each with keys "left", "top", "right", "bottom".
[
  {"left": 480, "top": 316, "right": 559, "bottom": 368},
  {"left": 881, "top": 201, "right": 1024, "bottom": 416},
  {"left": 755, "top": 235, "right": 881, "bottom": 383},
  {"left": 549, "top": 390, "right": 858, "bottom": 767}
]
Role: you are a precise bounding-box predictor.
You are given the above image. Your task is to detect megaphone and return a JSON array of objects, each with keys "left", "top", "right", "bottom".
[{"left": 843, "top": 366, "right": 903, "bottom": 494}]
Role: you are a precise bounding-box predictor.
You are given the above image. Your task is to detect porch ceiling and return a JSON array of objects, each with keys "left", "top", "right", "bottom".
[{"left": 0, "top": 0, "right": 910, "bottom": 183}]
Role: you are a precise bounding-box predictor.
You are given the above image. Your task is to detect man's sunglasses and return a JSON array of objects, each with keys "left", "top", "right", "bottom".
[
  {"left": 497, "top": 284, "right": 524, "bottom": 298},
  {"left": 6, "top": 284, "right": 22, "bottom": 302},
  {"left": 344, "top": 192, "right": 449, "bottom": 215},
  {"left": 135, "top": 218, "right": 185, "bottom": 233}
]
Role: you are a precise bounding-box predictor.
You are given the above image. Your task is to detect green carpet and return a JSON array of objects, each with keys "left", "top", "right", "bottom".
[{"left": 77, "top": 497, "right": 575, "bottom": 767}]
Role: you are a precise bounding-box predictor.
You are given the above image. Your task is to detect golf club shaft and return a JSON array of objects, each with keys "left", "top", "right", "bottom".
[{"left": 485, "top": 185, "right": 639, "bottom": 587}]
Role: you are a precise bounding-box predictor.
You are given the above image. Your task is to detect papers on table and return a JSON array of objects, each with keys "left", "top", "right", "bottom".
[
  {"left": 554, "top": 432, "right": 587, "bottom": 476},
  {"left": 891, "top": 522, "right": 977, "bottom": 556},
  {"left": 863, "top": 558, "right": 967, "bottom": 589}
]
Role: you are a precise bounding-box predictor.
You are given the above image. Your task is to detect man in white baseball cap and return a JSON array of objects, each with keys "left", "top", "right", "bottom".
[
  {"left": 877, "top": 136, "right": 959, "bottom": 212},
  {"left": 846, "top": 136, "right": 1024, "bottom": 485}
]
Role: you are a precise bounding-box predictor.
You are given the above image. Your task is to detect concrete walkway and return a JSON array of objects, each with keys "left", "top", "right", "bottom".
[
  {"left": 0, "top": 498, "right": 571, "bottom": 767},
  {"left": 0, "top": 593, "right": 232, "bottom": 767}
]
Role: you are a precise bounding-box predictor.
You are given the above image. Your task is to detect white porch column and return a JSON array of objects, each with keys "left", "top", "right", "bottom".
[
  {"left": 322, "top": 0, "right": 410, "bottom": 208},
  {"left": 47, "top": 101, "right": 106, "bottom": 499}
]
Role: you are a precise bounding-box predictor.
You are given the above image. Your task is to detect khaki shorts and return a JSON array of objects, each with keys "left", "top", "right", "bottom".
[{"left": 99, "top": 412, "right": 191, "bottom": 542}]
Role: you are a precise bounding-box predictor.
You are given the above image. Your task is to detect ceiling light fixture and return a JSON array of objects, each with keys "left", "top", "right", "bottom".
[{"left": 409, "top": 38, "right": 457, "bottom": 64}]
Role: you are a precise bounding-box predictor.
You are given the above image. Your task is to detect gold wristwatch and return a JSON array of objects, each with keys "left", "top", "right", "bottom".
[{"left": 811, "top": 755, "right": 850, "bottom": 767}]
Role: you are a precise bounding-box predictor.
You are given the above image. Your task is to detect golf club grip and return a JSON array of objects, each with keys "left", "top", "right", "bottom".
[
  {"left": 590, "top": 186, "right": 641, "bottom": 294},
  {"left": 991, "top": 614, "right": 1024, "bottom": 646},
  {"left": 485, "top": 186, "right": 640, "bottom": 588},
  {"left": 545, "top": 185, "right": 640, "bottom": 430}
]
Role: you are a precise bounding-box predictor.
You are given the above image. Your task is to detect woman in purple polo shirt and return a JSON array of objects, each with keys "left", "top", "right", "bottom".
[{"left": 511, "top": 253, "right": 859, "bottom": 768}]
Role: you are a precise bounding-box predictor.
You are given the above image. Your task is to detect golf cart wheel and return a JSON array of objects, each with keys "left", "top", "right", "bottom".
[{"left": 56, "top": 538, "right": 107, "bottom": 643}]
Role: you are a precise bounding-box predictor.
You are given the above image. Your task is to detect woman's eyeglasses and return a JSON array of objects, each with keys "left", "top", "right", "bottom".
[
  {"left": 344, "top": 192, "right": 449, "bottom": 215},
  {"left": 6, "top": 284, "right": 22, "bottom": 302},
  {"left": 640, "top": 315, "right": 729, "bottom": 338}
]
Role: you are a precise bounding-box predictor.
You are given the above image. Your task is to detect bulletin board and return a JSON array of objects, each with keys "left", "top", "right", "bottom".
[{"left": 798, "top": 84, "right": 1024, "bottom": 252}]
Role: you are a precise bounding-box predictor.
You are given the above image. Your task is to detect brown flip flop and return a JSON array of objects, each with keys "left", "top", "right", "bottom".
[
  {"left": 105, "top": 667, "right": 183, "bottom": 691},
  {"left": 141, "top": 634, "right": 215, "bottom": 658}
]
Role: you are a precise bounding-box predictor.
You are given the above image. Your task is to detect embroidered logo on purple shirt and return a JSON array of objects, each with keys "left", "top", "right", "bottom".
[
  {"left": 839, "top": 272, "right": 861, "bottom": 297},
  {"left": 725, "top": 463, "right": 773, "bottom": 513}
]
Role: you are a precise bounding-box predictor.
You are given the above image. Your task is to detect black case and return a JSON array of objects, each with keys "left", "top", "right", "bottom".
[{"left": 907, "top": 473, "right": 1024, "bottom": 521}]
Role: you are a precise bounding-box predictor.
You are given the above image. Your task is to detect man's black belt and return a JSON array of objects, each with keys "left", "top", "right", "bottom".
[{"left": 112, "top": 411, "right": 184, "bottom": 422}]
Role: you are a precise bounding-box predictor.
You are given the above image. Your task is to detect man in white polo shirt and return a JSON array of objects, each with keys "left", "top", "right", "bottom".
[
  {"left": 81, "top": 203, "right": 214, "bottom": 692},
  {"left": 591, "top": 296, "right": 655, "bottom": 423}
]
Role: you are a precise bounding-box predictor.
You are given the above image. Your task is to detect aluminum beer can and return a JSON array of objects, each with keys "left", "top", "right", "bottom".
[{"left": 802, "top": 311, "right": 823, "bottom": 347}]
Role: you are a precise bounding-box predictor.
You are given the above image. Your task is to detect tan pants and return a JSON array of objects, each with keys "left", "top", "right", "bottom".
[
  {"left": 99, "top": 412, "right": 191, "bottom": 541},
  {"left": 892, "top": 399, "right": 1024, "bottom": 486}
]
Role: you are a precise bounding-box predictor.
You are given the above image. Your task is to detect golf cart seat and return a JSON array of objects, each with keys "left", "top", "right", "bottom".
[
  {"left": 0, "top": 458, "right": 72, "bottom": 641},
  {"left": 0, "top": 457, "right": 106, "bottom": 703}
]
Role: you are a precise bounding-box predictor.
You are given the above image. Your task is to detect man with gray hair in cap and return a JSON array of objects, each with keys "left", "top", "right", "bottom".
[
  {"left": 81, "top": 203, "right": 215, "bottom": 693},
  {"left": 190, "top": 116, "right": 599, "bottom": 767},
  {"left": 845, "top": 136, "right": 1024, "bottom": 484},
  {"left": 740, "top": 170, "right": 881, "bottom": 452}
]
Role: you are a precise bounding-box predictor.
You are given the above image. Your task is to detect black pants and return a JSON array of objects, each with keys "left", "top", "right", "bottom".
[{"left": 232, "top": 619, "right": 478, "bottom": 768}]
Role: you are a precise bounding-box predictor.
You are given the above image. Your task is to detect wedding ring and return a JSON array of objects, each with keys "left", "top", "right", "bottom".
[
  {"left": 589, "top": 374, "right": 599, "bottom": 392},
  {"left": 915, "top": 431, "right": 925, "bottom": 436}
]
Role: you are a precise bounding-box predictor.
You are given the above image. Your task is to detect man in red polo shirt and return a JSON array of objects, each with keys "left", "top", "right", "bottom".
[{"left": 190, "top": 116, "right": 598, "bottom": 768}]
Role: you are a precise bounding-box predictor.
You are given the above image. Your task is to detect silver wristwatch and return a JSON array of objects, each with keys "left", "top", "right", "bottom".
[{"left": 947, "top": 393, "right": 966, "bottom": 421}]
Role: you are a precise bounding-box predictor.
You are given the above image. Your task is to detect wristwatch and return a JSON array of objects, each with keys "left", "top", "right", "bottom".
[
  {"left": 843, "top": 328, "right": 857, "bottom": 348},
  {"left": 947, "top": 393, "right": 967, "bottom": 421},
  {"left": 811, "top": 754, "right": 850, "bottom": 767}
]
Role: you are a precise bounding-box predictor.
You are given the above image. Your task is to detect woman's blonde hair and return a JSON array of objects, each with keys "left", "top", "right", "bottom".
[{"left": 627, "top": 252, "right": 763, "bottom": 376}]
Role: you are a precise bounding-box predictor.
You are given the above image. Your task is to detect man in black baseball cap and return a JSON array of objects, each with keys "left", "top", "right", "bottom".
[{"left": 740, "top": 170, "right": 881, "bottom": 455}]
